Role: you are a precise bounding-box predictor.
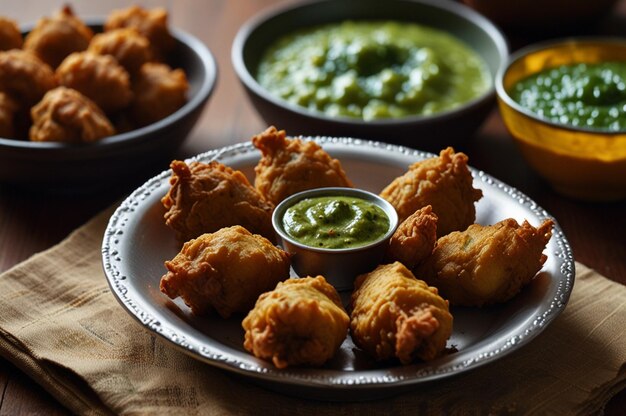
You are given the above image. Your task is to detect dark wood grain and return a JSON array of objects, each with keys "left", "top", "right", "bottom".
[{"left": 0, "top": 0, "right": 625, "bottom": 414}]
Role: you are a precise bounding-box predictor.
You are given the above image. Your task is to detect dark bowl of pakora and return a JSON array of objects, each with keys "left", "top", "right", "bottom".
[
  {"left": 0, "top": 6, "right": 217, "bottom": 189},
  {"left": 232, "top": 0, "right": 508, "bottom": 151}
]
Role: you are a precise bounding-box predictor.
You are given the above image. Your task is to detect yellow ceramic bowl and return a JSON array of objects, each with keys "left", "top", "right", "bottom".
[{"left": 495, "top": 38, "right": 626, "bottom": 201}]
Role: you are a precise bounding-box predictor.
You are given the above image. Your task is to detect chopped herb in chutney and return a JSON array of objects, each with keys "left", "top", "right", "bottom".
[
  {"left": 510, "top": 62, "right": 626, "bottom": 131},
  {"left": 257, "top": 21, "right": 490, "bottom": 121},
  {"left": 282, "top": 196, "right": 390, "bottom": 249}
]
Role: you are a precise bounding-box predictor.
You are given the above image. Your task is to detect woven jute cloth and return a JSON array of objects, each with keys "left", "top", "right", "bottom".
[{"left": 0, "top": 206, "right": 624, "bottom": 415}]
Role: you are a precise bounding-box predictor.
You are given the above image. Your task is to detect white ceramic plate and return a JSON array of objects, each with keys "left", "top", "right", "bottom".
[{"left": 102, "top": 138, "right": 574, "bottom": 401}]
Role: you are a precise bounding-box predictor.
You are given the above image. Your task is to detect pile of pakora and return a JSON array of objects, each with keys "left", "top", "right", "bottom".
[
  {"left": 158, "top": 126, "right": 553, "bottom": 369},
  {"left": 0, "top": 5, "right": 188, "bottom": 143}
]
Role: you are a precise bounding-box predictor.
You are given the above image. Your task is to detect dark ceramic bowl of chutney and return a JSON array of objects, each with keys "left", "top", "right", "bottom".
[{"left": 232, "top": 0, "right": 508, "bottom": 151}]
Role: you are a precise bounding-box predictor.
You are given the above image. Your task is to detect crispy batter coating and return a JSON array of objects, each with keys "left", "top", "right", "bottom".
[
  {"left": 23, "top": 5, "right": 93, "bottom": 69},
  {"left": 88, "top": 28, "right": 153, "bottom": 76},
  {"left": 0, "top": 92, "right": 18, "bottom": 138},
  {"left": 242, "top": 276, "right": 349, "bottom": 368},
  {"left": 415, "top": 218, "right": 554, "bottom": 306},
  {"left": 160, "top": 225, "right": 290, "bottom": 318},
  {"left": 161, "top": 160, "right": 276, "bottom": 244},
  {"left": 385, "top": 205, "right": 438, "bottom": 270},
  {"left": 0, "top": 49, "right": 57, "bottom": 107},
  {"left": 350, "top": 262, "right": 452, "bottom": 364},
  {"left": 56, "top": 51, "right": 133, "bottom": 114},
  {"left": 29, "top": 86, "right": 115, "bottom": 143},
  {"left": 130, "top": 62, "right": 188, "bottom": 126},
  {"left": 380, "top": 147, "right": 483, "bottom": 237},
  {"left": 0, "top": 17, "right": 22, "bottom": 51},
  {"left": 252, "top": 126, "right": 354, "bottom": 205},
  {"left": 104, "top": 5, "right": 175, "bottom": 60}
]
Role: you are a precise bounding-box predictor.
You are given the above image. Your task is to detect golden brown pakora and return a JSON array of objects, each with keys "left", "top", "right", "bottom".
[
  {"left": 88, "top": 28, "right": 153, "bottom": 76},
  {"left": 380, "top": 147, "right": 483, "bottom": 237},
  {"left": 350, "top": 262, "right": 453, "bottom": 364},
  {"left": 29, "top": 86, "right": 115, "bottom": 143},
  {"left": 252, "top": 126, "right": 354, "bottom": 205},
  {"left": 130, "top": 62, "right": 188, "bottom": 126},
  {"left": 385, "top": 205, "right": 438, "bottom": 270},
  {"left": 160, "top": 225, "right": 291, "bottom": 318},
  {"left": 242, "top": 275, "right": 349, "bottom": 369},
  {"left": 161, "top": 160, "right": 276, "bottom": 244},
  {"left": 0, "top": 16, "right": 22, "bottom": 51},
  {"left": 56, "top": 51, "right": 133, "bottom": 114},
  {"left": 0, "top": 92, "right": 18, "bottom": 138},
  {"left": 23, "top": 5, "right": 93, "bottom": 69},
  {"left": 0, "top": 49, "right": 57, "bottom": 107},
  {"left": 104, "top": 5, "right": 175, "bottom": 60},
  {"left": 415, "top": 218, "right": 554, "bottom": 307}
]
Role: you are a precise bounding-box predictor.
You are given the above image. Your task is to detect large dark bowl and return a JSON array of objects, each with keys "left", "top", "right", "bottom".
[
  {"left": 0, "top": 22, "right": 217, "bottom": 189},
  {"left": 232, "top": 0, "right": 508, "bottom": 150}
]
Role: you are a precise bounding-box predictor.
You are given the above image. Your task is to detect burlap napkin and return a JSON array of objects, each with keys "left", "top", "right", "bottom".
[{"left": 0, "top": 206, "right": 625, "bottom": 416}]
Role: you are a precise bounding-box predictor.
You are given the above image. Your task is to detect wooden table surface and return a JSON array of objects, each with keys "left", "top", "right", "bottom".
[{"left": 1, "top": 0, "right": 625, "bottom": 414}]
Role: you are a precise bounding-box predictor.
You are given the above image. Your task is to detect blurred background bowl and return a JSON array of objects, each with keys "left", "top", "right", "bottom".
[
  {"left": 496, "top": 37, "right": 626, "bottom": 201},
  {"left": 232, "top": 0, "right": 508, "bottom": 151},
  {"left": 461, "top": 0, "right": 619, "bottom": 35},
  {"left": 272, "top": 187, "right": 399, "bottom": 292},
  {"left": 0, "top": 21, "right": 217, "bottom": 190}
]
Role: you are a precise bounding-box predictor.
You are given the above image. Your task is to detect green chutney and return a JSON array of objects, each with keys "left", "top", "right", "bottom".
[
  {"left": 282, "top": 196, "right": 389, "bottom": 249},
  {"left": 510, "top": 62, "right": 626, "bottom": 132},
  {"left": 257, "top": 21, "right": 490, "bottom": 121}
]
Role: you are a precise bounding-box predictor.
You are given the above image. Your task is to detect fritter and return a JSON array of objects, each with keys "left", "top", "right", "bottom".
[
  {"left": 29, "top": 86, "right": 114, "bottom": 143},
  {"left": 23, "top": 5, "right": 93, "bottom": 69},
  {"left": 380, "top": 147, "right": 482, "bottom": 237},
  {"left": 243, "top": 276, "right": 349, "bottom": 368},
  {"left": 0, "top": 16, "right": 22, "bottom": 51},
  {"left": 161, "top": 160, "right": 276, "bottom": 244},
  {"left": 253, "top": 126, "right": 353, "bottom": 205},
  {"left": 56, "top": 51, "right": 133, "bottom": 114},
  {"left": 385, "top": 205, "right": 438, "bottom": 270},
  {"left": 0, "top": 49, "right": 57, "bottom": 107},
  {"left": 350, "top": 262, "right": 453, "bottom": 364},
  {"left": 88, "top": 28, "right": 153, "bottom": 76},
  {"left": 415, "top": 218, "right": 554, "bottom": 306},
  {"left": 104, "top": 5, "right": 175, "bottom": 60},
  {"left": 160, "top": 225, "right": 290, "bottom": 318},
  {"left": 130, "top": 62, "right": 188, "bottom": 126}
]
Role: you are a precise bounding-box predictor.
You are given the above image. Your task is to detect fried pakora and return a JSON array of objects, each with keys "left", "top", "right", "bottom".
[
  {"left": 415, "top": 218, "right": 554, "bottom": 307},
  {"left": 0, "top": 49, "right": 57, "bottom": 107},
  {"left": 88, "top": 28, "right": 153, "bottom": 76},
  {"left": 23, "top": 5, "right": 93, "bottom": 69},
  {"left": 380, "top": 147, "right": 483, "bottom": 237},
  {"left": 130, "top": 62, "right": 188, "bottom": 126},
  {"left": 29, "top": 86, "right": 115, "bottom": 143},
  {"left": 160, "top": 225, "right": 291, "bottom": 318},
  {"left": 350, "top": 262, "right": 452, "bottom": 364},
  {"left": 385, "top": 205, "right": 438, "bottom": 270},
  {"left": 56, "top": 51, "right": 133, "bottom": 114},
  {"left": 104, "top": 5, "right": 175, "bottom": 60},
  {"left": 0, "top": 92, "right": 18, "bottom": 138},
  {"left": 161, "top": 160, "right": 276, "bottom": 244},
  {"left": 252, "top": 126, "right": 353, "bottom": 205},
  {"left": 242, "top": 275, "right": 349, "bottom": 369},
  {"left": 0, "top": 17, "right": 22, "bottom": 51}
]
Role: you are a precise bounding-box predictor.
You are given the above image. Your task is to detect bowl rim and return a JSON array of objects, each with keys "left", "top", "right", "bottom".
[
  {"left": 0, "top": 19, "right": 218, "bottom": 152},
  {"left": 231, "top": 0, "right": 509, "bottom": 126},
  {"left": 495, "top": 36, "right": 626, "bottom": 136},
  {"left": 272, "top": 186, "right": 399, "bottom": 253}
]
